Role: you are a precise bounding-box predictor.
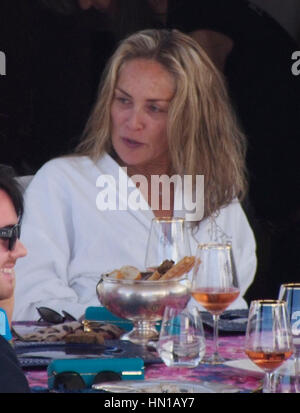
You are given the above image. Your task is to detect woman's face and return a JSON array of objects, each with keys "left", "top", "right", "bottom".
[
  {"left": 111, "top": 58, "right": 175, "bottom": 172},
  {"left": 0, "top": 190, "right": 27, "bottom": 300}
]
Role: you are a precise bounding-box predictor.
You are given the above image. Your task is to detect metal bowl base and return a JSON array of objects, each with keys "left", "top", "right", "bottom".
[{"left": 121, "top": 321, "right": 159, "bottom": 346}]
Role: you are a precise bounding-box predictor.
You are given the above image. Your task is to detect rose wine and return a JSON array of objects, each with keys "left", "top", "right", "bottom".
[
  {"left": 245, "top": 349, "right": 293, "bottom": 371},
  {"left": 191, "top": 287, "right": 240, "bottom": 315}
]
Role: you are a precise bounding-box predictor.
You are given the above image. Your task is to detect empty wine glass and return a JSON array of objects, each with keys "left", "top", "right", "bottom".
[
  {"left": 144, "top": 217, "right": 191, "bottom": 271},
  {"left": 191, "top": 243, "right": 239, "bottom": 364},
  {"left": 279, "top": 284, "right": 300, "bottom": 353},
  {"left": 245, "top": 300, "right": 294, "bottom": 393},
  {"left": 274, "top": 283, "right": 300, "bottom": 392}
]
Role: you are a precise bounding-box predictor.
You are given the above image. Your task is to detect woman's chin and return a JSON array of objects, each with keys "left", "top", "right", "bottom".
[{"left": 115, "top": 154, "right": 150, "bottom": 169}]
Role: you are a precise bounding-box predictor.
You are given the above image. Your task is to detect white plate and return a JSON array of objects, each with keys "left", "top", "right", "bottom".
[
  {"left": 92, "top": 379, "right": 241, "bottom": 393},
  {"left": 224, "top": 359, "right": 264, "bottom": 376}
]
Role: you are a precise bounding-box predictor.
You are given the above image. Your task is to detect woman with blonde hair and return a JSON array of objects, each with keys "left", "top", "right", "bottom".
[
  {"left": 14, "top": 29, "right": 256, "bottom": 321},
  {"left": 77, "top": 29, "right": 247, "bottom": 221}
]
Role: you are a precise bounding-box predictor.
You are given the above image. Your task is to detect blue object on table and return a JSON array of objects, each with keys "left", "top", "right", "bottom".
[
  {"left": 85, "top": 306, "right": 162, "bottom": 332},
  {"left": 16, "top": 339, "right": 161, "bottom": 367},
  {"left": 0, "top": 308, "right": 12, "bottom": 341},
  {"left": 84, "top": 306, "right": 133, "bottom": 331},
  {"left": 201, "top": 309, "right": 249, "bottom": 332},
  {"left": 47, "top": 357, "right": 144, "bottom": 389}
]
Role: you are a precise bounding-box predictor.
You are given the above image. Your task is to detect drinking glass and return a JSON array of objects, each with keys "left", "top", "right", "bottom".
[
  {"left": 275, "top": 283, "right": 300, "bottom": 392},
  {"left": 157, "top": 305, "right": 206, "bottom": 367},
  {"left": 191, "top": 243, "right": 239, "bottom": 364},
  {"left": 144, "top": 217, "right": 191, "bottom": 271},
  {"left": 245, "top": 300, "right": 294, "bottom": 393},
  {"left": 279, "top": 284, "right": 300, "bottom": 353}
]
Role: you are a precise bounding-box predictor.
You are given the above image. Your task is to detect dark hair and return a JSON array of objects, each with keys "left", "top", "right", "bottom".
[
  {"left": 38, "top": 0, "right": 80, "bottom": 15},
  {"left": 112, "top": 0, "right": 163, "bottom": 40},
  {"left": 0, "top": 165, "right": 24, "bottom": 220},
  {"left": 38, "top": 0, "right": 163, "bottom": 38}
]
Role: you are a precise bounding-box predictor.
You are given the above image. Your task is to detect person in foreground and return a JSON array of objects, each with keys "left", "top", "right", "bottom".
[
  {"left": 14, "top": 29, "right": 257, "bottom": 321},
  {"left": 0, "top": 167, "right": 29, "bottom": 392}
]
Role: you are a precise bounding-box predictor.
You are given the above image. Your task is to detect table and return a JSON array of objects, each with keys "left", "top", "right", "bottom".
[
  {"left": 22, "top": 333, "right": 263, "bottom": 393},
  {"left": 146, "top": 335, "right": 262, "bottom": 392}
]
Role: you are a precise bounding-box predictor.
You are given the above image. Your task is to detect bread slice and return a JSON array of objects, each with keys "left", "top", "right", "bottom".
[
  {"left": 147, "top": 270, "right": 161, "bottom": 281},
  {"left": 160, "top": 256, "right": 196, "bottom": 280},
  {"left": 156, "top": 259, "right": 174, "bottom": 275},
  {"left": 119, "top": 265, "right": 142, "bottom": 280},
  {"left": 107, "top": 269, "right": 124, "bottom": 279}
]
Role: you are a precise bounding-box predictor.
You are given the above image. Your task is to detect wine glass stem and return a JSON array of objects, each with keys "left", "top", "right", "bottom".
[
  {"left": 264, "top": 372, "right": 273, "bottom": 393},
  {"left": 296, "top": 355, "right": 300, "bottom": 393},
  {"left": 212, "top": 314, "right": 220, "bottom": 360}
]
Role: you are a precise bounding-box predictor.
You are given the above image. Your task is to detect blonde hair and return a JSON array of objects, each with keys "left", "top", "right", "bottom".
[{"left": 76, "top": 29, "right": 247, "bottom": 222}]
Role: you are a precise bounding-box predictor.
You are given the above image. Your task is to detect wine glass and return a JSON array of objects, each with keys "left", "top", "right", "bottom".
[
  {"left": 191, "top": 243, "right": 239, "bottom": 364},
  {"left": 275, "top": 283, "right": 300, "bottom": 392},
  {"left": 279, "top": 284, "right": 300, "bottom": 354},
  {"left": 245, "top": 300, "right": 294, "bottom": 393},
  {"left": 157, "top": 305, "right": 206, "bottom": 368},
  {"left": 144, "top": 217, "right": 191, "bottom": 271}
]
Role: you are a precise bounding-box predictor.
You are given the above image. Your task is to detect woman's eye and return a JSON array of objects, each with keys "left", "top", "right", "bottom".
[
  {"left": 148, "top": 105, "right": 162, "bottom": 113},
  {"left": 116, "top": 96, "right": 130, "bottom": 105}
]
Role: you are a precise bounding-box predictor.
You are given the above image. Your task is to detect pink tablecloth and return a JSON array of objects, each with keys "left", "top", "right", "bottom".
[
  {"left": 24, "top": 333, "right": 263, "bottom": 392},
  {"left": 146, "top": 334, "right": 262, "bottom": 392}
]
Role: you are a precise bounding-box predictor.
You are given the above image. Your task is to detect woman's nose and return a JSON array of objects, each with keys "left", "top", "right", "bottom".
[{"left": 127, "top": 108, "right": 144, "bottom": 130}]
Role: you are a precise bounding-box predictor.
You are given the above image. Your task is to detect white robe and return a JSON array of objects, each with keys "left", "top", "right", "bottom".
[{"left": 13, "top": 154, "right": 257, "bottom": 320}]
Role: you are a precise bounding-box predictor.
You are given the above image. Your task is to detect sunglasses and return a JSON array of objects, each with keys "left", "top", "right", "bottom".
[
  {"left": 0, "top": 223, "right": 21, "bottom": 251},
  {"left": 37, "top": 306, "right": 77, "bottom": 324},
  {"left": 53, "top": 370, "right": 121, "bottom": 391}
]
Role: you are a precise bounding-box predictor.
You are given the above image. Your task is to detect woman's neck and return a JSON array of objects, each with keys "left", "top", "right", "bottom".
[
  {"left": 113, "top": 150, "right": 173, "bottom": 179},
  {"left": 116, "top": 157, "right": 174, "bottom": 218},
  {"left": 126, "top": 162, "right": 173, "bottom": 181}
]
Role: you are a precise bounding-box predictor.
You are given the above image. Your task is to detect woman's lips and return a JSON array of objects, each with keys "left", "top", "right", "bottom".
[{"left": 121, "top": 137, "right": 144, "bottom": 149}]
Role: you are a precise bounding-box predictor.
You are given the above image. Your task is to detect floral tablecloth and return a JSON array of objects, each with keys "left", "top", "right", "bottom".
[
  {"left": 23, "top": 333, "right": 263, "bottom": 393},
  {"left": 146, "top": 334, "right": 262, "bottom": 392}
]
